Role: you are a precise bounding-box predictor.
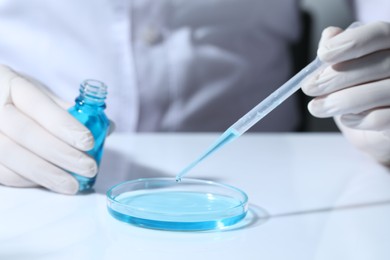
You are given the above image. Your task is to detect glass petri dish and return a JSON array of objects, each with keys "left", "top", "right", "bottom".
[{"left": 106, "top": 178, "right": 248, "bottom": 231}]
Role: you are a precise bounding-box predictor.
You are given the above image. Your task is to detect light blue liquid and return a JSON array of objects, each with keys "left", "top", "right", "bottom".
[
  {"left": 108, "top": 191, "right": 247, "bottom": 231},
  {"left": 176, "top": 128, "right": 239, "bottom": 181},
  {"left": 68, "top": 80, "right": 110, "bottom": 191}
]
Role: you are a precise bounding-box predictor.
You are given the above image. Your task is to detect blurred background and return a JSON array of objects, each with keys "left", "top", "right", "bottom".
[{"left": 298, "top": 0, "right": 354, "bottom": 132}]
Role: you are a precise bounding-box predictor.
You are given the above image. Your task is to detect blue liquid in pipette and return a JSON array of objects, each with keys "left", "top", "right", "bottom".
[
  {"left": 175, "top": 128, "right": 239, "bottom": 181},
  {"left": 108, "top": 191, "right": 247, "bottom": 231}
]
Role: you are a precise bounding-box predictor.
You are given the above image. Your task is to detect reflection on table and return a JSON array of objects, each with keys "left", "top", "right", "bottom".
[{"left": 1, "top": 133, "right": 390, "bottom": 260}]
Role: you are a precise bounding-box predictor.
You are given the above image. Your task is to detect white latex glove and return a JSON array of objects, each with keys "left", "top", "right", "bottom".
[
  {"left": 302, "top": 21, "right": 390, "bottom": 166},
  {"left": 0, "top": 65, "right": 97, "bottom": 194}
]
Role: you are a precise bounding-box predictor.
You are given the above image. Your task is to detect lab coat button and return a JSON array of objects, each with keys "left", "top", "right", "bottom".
[{"left": 142, "top": 26, "right": 163, "bottom": 45}]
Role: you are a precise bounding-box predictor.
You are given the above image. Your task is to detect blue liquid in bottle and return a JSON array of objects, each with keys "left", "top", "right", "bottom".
[{"left": 68, "top": 79, "right": 110, "bottom": 191}]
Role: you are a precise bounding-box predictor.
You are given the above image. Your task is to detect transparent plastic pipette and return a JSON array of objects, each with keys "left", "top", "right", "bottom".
[
  {"left": 175, "top": 57, "right": 323, "bottom": 181},
  {"left": 175, "top": 22, "right": 359, "bottom": 182}
]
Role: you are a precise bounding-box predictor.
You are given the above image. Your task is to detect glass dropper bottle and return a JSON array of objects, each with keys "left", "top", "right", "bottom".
[{"left": 68, "top": 79, "right": 110, "bottom": 191}]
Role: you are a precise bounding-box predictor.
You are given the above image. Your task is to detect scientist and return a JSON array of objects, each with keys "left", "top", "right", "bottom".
[{"left": 0, "top": 0, "right": 389, "bottom": 194}]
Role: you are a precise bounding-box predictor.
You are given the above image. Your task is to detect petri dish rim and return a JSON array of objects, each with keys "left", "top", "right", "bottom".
[{"left": 106, "top": 177, "right": 249, "bottom": 231}]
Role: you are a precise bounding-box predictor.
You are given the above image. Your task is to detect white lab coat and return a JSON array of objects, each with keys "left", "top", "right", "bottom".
[
  {"left": 353, "top": 0, "right": 390, "bottom": 23},
  {"left": 0, "top": 0, "right": 302, "bottom": 132}
]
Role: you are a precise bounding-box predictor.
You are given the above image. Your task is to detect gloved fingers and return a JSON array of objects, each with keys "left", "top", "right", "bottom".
[
  {"left": 340, "top": 108, "right": 390, "bottom": 131},
  {"left": 0, "top": 105, "right": 97, "bottom": 177},
  {"left": 47, "top": 93, "right": 73, "bottom": 110},
  {"left": 302, "top": 49, "right": 390, "bottom": 96},
  {"left": 20, "top": 74, "right": 73, "bottom": 110},
  {"left": 318, "top": 21, "right": 390, "bottom": 64},
  {"left": 318, "top": 26, "right": 343, "bottom": 46},
  {"left": 10, "top": 76, "right": 94, "bottom": 151},
  {"left": 0, "top": 163, "right": 37, "bottom": 187},
  {"left": 0, "top": 65, "right": 16, "bottom": 106},
  {"left": 300, "top": 26, "right": 343, "bottom": 94},
  {"left": 317, "top": 22, "right": 362, "bottom": 48},
  {"left": 308, "top": 78, "right": 390, "bottom": 118},
  {"left": 0, "top": 132, "right": 79, "bottom": 194},
  {"left": 335, "top": 116, "right": 390, "bottom": 166},
  {"left": 28, "top": 78, "right": 74, "bottom": 110}
]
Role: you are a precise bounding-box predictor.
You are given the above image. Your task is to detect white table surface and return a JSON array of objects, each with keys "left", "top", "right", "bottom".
[{"left": 1, "top": 133, "right": 390, "bottom": 260}]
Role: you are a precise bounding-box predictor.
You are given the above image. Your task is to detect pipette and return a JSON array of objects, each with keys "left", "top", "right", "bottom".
[
  {"left": 175, "top": 57, "right": 323, "bottom": 181},
  {"left": 176, "top": 23, "right": 360, "bottom": 182}
]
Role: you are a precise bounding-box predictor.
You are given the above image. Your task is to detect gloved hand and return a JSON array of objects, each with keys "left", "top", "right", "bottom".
[
  {"left": 0, "top": 65, "right": 97, "bottom": 194},
  {"left": 302, "top": 21, "right": 390, "bottom": 166}
]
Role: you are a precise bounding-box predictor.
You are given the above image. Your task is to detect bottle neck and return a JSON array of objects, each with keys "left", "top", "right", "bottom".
[{"left": 76, "top": 79, "right": 107, "bottom": 109}]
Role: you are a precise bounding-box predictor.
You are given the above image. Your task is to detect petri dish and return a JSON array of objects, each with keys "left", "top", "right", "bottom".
[{"left": 106, "top": 178, "right": 248, "bottom": 231}]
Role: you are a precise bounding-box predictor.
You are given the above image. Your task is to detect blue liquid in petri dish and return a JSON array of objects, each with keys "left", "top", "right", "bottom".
[{"left": 107, "top": 178, "right": 248, "bottom": 231}]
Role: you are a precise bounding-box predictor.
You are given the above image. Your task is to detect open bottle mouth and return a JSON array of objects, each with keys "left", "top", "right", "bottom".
[{"left": 79, "top": 79, "right": 108, "bottom": 103}]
